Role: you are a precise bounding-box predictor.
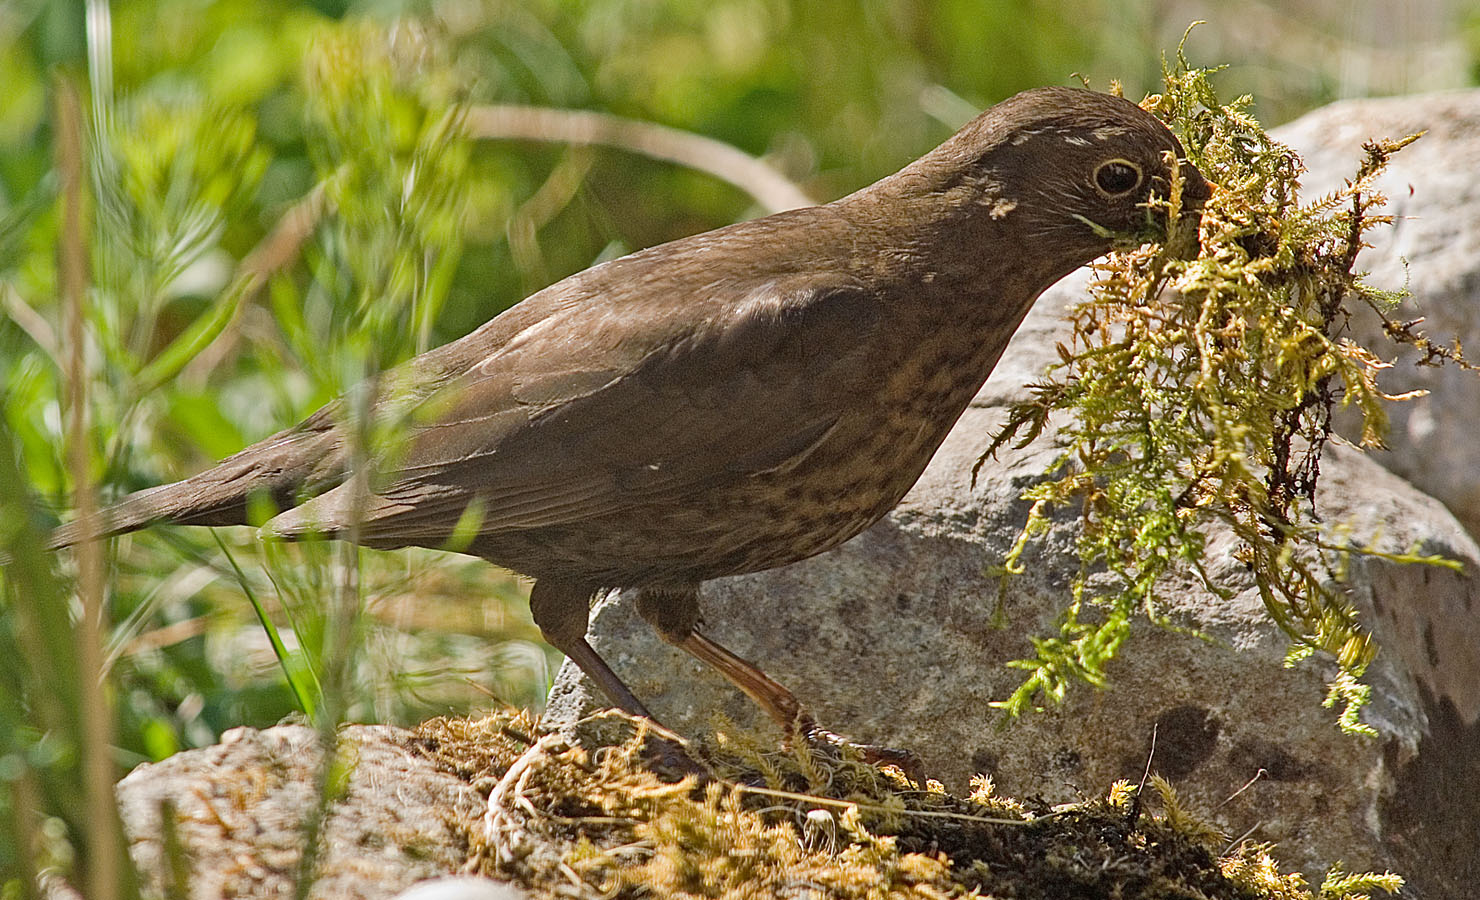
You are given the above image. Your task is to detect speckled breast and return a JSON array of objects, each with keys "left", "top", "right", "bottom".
[{"left": 478, "top": 331, "right": 1000, "bottom": 588}]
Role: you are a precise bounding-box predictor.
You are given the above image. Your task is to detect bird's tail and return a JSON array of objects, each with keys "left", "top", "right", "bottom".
[
  {"left": 46, "top": 427, "right": 342, "bottom": 550},
  {"left": 47, "top": 479, "right": 251, "bottom": 549}
]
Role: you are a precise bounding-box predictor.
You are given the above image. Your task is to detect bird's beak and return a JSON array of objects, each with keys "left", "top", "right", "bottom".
[{"left": 1179, "top": 161, "right": 1214, "bottom": 213}]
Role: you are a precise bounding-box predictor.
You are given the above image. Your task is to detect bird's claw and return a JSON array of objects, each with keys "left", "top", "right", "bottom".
[{"left": 791, "top": 719, "right": 927, "bottom": 786}]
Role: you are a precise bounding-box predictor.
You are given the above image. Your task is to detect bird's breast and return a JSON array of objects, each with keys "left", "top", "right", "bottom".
[{"left": 678, "top": 331, "right": 997, "bottom": 576}]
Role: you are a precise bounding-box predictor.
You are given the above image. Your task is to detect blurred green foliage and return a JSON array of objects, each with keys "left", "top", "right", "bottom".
[{"left": 0, "top": 0, "right": 1474, "bottom": 887}]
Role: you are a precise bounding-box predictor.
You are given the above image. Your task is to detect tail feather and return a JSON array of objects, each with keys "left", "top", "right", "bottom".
[{"left": 47, "top": 427, "right": 343, "bottom": 550}]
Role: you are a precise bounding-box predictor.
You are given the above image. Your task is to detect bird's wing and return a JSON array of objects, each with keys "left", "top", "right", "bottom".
[{"left": 265, "top": 275, "right": 882, "bottom": 543}]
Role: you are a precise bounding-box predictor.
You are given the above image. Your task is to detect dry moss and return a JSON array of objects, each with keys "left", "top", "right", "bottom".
[{"left": 407, "top": 710, "right": 1398, "bottom": 899}]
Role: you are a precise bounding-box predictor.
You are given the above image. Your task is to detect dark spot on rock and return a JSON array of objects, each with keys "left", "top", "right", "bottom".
[
  {"left": 1228, "top": 737, "right": 1308, "bottom": 781},
  {"left": 971, "top": 747, "right": 999, "bottom": 774},
  {"left": 1151, "top": 705, "right": 1220, "bottom": 780},
  {"left": 838, "top": 594, "right": 872, "bottom": 625},
  {"left": 894, "top": 593, "right": 911, "bottom": 612},
  {"left": 1382, "top": 685, "right": 1480, "bottom": 898},
  {"left": 1425, "top": 621, "right": 1441, "bottom": 669},
  {"left": 1049, "top": 747, "right": 1083, "bottom": 773}
]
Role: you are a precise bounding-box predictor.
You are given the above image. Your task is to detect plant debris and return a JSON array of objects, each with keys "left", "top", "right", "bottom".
[{"left": 407, "top": 710, "right": 1400, "bottom": 899}]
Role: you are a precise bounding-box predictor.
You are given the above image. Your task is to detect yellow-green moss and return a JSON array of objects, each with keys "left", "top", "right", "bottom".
[{"left": 983, "top": 33, "right": 1467, "bottom": 732}]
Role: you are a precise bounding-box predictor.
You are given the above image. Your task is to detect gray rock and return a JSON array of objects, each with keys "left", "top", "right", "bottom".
[
  {"left": 548, "top": 91, "right": 1480, "bottom": 897},
  {"left": 116, "top": 724, "right": 483, "bottom": 900}
]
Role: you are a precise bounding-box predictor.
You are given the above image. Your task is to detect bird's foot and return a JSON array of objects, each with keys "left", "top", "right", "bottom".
[{"left": 790, "top": 718, "right": 927, "bottom": 787}]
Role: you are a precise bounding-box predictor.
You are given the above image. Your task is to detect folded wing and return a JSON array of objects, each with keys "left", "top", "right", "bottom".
[{"left": 263, "top": 276, "right": 882, "bottom": 547}]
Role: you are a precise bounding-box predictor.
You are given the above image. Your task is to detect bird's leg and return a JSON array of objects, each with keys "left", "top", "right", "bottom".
[
  {"left": 637, "top": 587, "right": 811, "bottom": 728},
  {"left": 635, "top": 587, "right": 922, "bottom": 780},
  {"left": 528, "top": 579, "right": 705, "bottom": 779},
  {"left": 528, "top": 578, "right": 653, "bottom": 719}
]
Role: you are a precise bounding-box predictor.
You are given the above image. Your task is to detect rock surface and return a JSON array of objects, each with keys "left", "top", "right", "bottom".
[
  {"left": 548, "top": 90, "right": 1480, "bottom": 898},
  {"left": 115, "top": 724, "right": 495, "bottom": 899}
]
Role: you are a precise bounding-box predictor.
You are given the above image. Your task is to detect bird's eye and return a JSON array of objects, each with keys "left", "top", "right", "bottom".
[{"left": 1093, "top": 159, "right": 1142, "bottom": 196}]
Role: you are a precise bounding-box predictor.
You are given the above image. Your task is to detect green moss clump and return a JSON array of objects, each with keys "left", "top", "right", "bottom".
[{"left": 982, "top": 35, "right": 1465, "bottom": 733}]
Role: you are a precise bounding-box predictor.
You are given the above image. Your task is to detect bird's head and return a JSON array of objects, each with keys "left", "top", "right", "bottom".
[{"left": 890, "top": 86, "right": 1211, "bottom": 282}]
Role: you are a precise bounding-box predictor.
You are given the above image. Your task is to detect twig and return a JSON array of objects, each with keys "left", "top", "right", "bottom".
[
  {"left": 506, "top": 147, "right": 595, "bottom": 285},
  {"left": 1222, "top": 821, "right": 1264, "bottom": 857},
  {"left": 732, "top": 784, "right": 1029, "bottom": 827},
  {"left": 9, "top": 769, "right": 42, "bottom": 900},
  {"left": 463, "top": 104, "right": 814, "bottom": 214},
  {"left": 481, "top": 732, "right": 568, "bottom": 868},
  {"left": 1215, "top": 767, "right": 1266, "bottom": 811},
  {"left": 1129, "top": 721, "right": 1158, "bottom": 824}
]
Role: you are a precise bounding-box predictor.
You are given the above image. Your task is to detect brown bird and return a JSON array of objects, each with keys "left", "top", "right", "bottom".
[{"left": 52, "top": 87, "right": 1209, "bottom": 747}]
